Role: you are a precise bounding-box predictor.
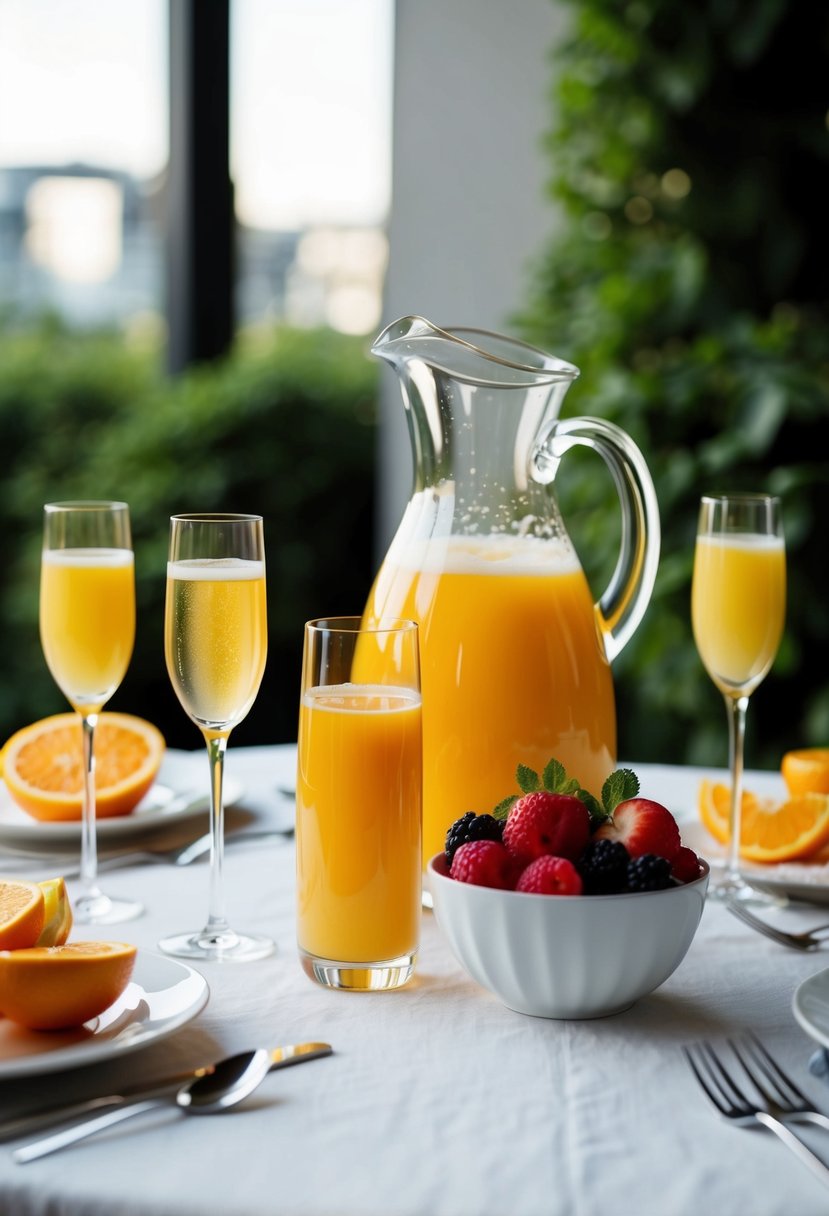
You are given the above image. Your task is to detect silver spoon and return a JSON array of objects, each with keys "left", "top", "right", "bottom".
[{"left": 14, "top": 1048, "right": 273, "bottom": 1163}]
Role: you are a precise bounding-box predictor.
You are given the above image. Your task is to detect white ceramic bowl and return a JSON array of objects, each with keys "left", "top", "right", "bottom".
[{"left": 428, "top": 854, "right": 709, "bottom": 1019}]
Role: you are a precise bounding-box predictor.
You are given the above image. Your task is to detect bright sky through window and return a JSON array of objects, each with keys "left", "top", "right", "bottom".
[{"left": 0, "top": 0, "right": 392, "bottom": 231}]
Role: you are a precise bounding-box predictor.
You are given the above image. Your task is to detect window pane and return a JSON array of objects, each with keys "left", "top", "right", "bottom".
[
  {"left": 231, "top": 0, "right": 393, "bottom": 334},
  {"left": 0, "top": 0, "right": 167, "bottom": 331}
]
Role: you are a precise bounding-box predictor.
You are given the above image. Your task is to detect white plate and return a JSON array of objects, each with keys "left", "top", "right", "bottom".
[
  {"left": 0, "top": 749, "right": 243, "bottom": 852},
  {"left": 793, "top": 968, "right": 829, "bottom": 1049},
  {"left": 631, "top": 762, "right": 829, "bottom": 906},
  {"left": 0, "top": 951, "right": 209, "bottom": 1078},
  {"left": 681, "top": 821, "right": 829, "bottom": 906}
]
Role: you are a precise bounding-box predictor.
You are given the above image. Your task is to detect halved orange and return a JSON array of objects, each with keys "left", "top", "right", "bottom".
[
  {"left": 1, "top": 713, "right": 165, "bottom": 822},
  {"left": 698, "top": 779, "right": 829, "bottom": 863},
  {"left": 0, "top": 879, "right": 45, "bottom": 950},
  {"left": 782, "top": 748, "right": 829, "bottom": 797},
  {"left": 0, "top": 941, "right": 137, "bottom": 1030}
]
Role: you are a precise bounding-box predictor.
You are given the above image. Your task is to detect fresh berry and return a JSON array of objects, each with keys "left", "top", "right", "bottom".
[
  {"left": 502, "top": 792, "right": 591, "bottom": 865},
  {"left": 593, "top": 797, "right": 681, "bottom": 862},
  {"left": 445, "top": 811, "right": 504, "bottom": 867},
  {"left": 515, "top": 855, "right": 583, "bottom": 895},
  {"left": 450, "top": 840, "right": 516, "bottom": 889},
  {"left": 577, "top": 838, "right": 630, "bottom": 894},
  {"left": 626, "top": 853, "right": 672, "bottom": 892},
  {"left": 671, "top": 845, "right": 701, "bottom": 884}
]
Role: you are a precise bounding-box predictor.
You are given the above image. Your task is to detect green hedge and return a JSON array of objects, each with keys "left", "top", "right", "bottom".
[
  {"left": 0, "top": 320, "right": 378, "bottom": 749},
  {"left": 517, "top": 0, "right": 829, "bottom": 769}
]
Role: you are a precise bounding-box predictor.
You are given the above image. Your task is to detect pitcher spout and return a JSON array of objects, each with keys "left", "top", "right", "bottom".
[{"left": 371, "top": 315, "right": 580, "bottom": 388}]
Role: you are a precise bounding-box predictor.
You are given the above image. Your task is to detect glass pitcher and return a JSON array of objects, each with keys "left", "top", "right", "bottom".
[{"left": 365, "top": 316, "right": 660, "bottom": 871}]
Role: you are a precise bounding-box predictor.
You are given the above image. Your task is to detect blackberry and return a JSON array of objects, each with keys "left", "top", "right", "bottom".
[
  {"left": 626, "top": 853, "right": 672, "bottom": 892},
  {"left": 576, "top": 838, "right": 630, "bottom": 894},
  {"left": 445, "top": 812, "right": 504, "bottom": 866}
]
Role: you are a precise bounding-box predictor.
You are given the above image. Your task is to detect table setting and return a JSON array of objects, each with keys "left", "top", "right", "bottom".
[
  {"left": 2, "top": 753, "right": 829, "bottom": 1215},
  {"left": 0, "top": 322, "right": 827, "bottom": 1215}
]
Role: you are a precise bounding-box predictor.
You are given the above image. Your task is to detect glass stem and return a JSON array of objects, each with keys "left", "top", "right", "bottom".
[
  {"left": 80, "top": 711, "right": 101, "bottom": 899},
  {"left": 724, "top": 693, "right": 749, "bottom": 885},
  {"left": 204, "top": 732, "right": 230, "bottom": 938}
]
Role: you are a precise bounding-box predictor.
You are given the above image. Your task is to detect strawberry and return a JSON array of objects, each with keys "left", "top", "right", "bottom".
[
  {"left": 502, "top": 792, "right": 590, "bottom": 865},
  {"left": 593, "top": 797, "right": 681, "bottom": 862},
  {"left": 515, "top": 855, "right": 583, "bottom": 895},
  {"left": 671, "top": 845, "right": 701, "bottom": 884},
  {"left": 450, "top": 840, "right": 516, "bottom": 889}
]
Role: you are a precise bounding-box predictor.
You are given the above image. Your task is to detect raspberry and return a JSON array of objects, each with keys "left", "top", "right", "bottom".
[
  {"left": 671, "top": 845, "right": 701, "bottom": 884},
  {"left": 593, "top": 797, "right": 681, "bottom": 862},
  {"left": 444, "top": 812, "right": 504, "bottom": 867},
  {"left": 450, "top": 840, "right": 515, "bottom": 889},
  {"left": 626, "top": 853, "right": 672, "bottom": 892},
  {"left": 515, "top": 855, "right": 583, "bottom": 895},
  {"left": 502, "top": 792, "right": 590, "bottom": 865},
  {"left": 577, "top": 838, "right": 630, "bottom": 894}
]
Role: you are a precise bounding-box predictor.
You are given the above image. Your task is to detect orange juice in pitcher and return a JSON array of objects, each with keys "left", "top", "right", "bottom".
[{"left": 367, "top": 317, "right": 661, "bottom": 873}]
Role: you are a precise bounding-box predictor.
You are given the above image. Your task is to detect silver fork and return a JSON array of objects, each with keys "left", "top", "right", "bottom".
[
  {"left": 727, "top": 899, "right": 829, "bottom": 950},
  {"left": 684, "top": 1037, "right": 829, "bottom": 1188}
]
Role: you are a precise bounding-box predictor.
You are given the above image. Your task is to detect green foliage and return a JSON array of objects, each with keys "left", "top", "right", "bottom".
[
  {"left": 0, "top": 319, "right": 378, "bottom": 747},
  {"left": 518, "top": 0, "right": 829, "bottom": 767}
]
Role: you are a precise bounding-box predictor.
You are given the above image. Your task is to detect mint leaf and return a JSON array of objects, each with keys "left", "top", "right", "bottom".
[
  {"left": 542, "top": 758, "right": 567, "bottom": 792},
  {"left": 516, "top": 765, "right": 541, "bottom": 793},
  {"left": 576, "top": 787, "right": 605, "bottom": 821},
  {"left": 601, "top": 768, "right": 640, "bottom": 814},
  {"left": 492, "top": 795, "right": 518, "bottom": 820}
]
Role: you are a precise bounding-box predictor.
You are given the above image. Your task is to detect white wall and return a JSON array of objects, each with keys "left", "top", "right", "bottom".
[{"left": 376, "top": 0, "right": 568, "bottom": 555}]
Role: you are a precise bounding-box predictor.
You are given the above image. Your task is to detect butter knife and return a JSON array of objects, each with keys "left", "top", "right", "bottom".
[{"left": 0, "top": 1041, "right": 332, "bottom": 1142}]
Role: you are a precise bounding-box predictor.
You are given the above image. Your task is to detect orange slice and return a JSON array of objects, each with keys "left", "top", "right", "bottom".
[
  {"left": 782, "top": 748, "right": 829, "bottom": 797},
  {"left": 698, "top": 779, "right": 829, "bottom": 863},
  {"left": 0, "top": 941, "right": 137, "bottom": 1030},
  {"left": 34, "top": 877, "right": 73, "bottom": 947},
  {"left": 1, "top": 713, "right": 165, "bottom": 822},
  {"left": 0, "top": 879, "right": 46, "bottom": 950}
]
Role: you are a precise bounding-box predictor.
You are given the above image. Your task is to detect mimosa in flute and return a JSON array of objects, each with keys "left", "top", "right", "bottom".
[
  {"left": 40, "top": 502, "right": 140, "bottom": 924},
  {"left": 296, "top": 618, "right": 422, "bottom": 991},
  {"left": 162, "top": 513, "right": 272, "bottom": 962},
  {"left": 691, "top": 494, "right": 785, "bottom": 903}
]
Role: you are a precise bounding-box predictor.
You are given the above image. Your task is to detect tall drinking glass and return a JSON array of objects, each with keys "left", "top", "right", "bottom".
[
  {"left": 297, "top": 617, "right": 422, "bottom": 990},
  {"left": 691, "top": 494, "right": 786, "bottom": 904},
  {"left": 40, "top": 501, "right": 140, "bottom": 924},
  {"left": 161, "top": 513, "right": 272, "bottom": 961}
]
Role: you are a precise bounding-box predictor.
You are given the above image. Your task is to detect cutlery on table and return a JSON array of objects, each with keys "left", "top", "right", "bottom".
[
  {"left": 14, "top": 1048, "right": 275, "bottom": 1163},
  {"left": 684, "top": 1035, "right": 829, "bottom": 1188},
  {"left": 0, "top": 1042, "right": 332, "bottom": 1143},
  {"left": 57, "top": 825, "right": 294, "bottom": 879},
  {"left": 726, "top": 899, "right": 829, "bottom": 951}
]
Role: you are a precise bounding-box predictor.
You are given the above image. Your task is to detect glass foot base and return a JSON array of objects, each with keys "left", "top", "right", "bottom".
[
  {"left": 707, "top": 872, "right": 788, "bottom": 909},
  {"left": 299, "top": 948, "right": 416, "bottom": 991},
  {"left": 158, "top": 928, "right": 275, "bottom": 963},
  {"left": 74, "top": 891, "right": 143, "bottom": 925}
]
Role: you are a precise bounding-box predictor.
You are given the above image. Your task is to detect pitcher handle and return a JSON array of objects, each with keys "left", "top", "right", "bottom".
[{"left": 533, "top": 416, "right": 661, "bottom": 662}]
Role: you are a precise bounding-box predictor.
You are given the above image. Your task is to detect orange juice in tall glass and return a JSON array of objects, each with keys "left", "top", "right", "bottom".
[
  {"left": 296, "top": 619, "right": 422, "bottom": 991},
  {"left": 364, "top": 534, "right": 615, "bottom": 870}
]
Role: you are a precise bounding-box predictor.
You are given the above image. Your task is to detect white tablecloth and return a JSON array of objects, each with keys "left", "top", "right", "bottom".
[{"left": 1, "top": 748, "right": 829, "bottom": 1216}]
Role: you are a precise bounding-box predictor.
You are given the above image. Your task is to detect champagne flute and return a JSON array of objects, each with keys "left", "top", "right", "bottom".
[
  {"left": 161, "top": 513, "right": 272, "bottom": 961},
  {"left": 40, "top": 501, "right": 141, "bottom": 924},
  {"left": 691, "top": 494, "right": 786, "bottom": 904}
]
